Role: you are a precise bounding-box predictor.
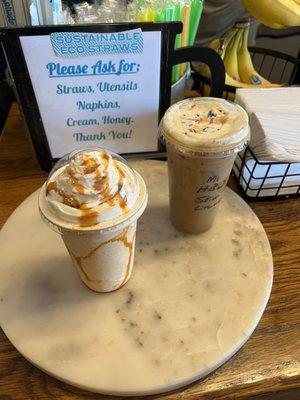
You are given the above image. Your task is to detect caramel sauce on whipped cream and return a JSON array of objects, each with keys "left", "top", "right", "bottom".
[
  {"left": 107, "top": 163, "right": 128, "bottom": 212},
  {"left": 45, "top": 150, "right": 136, "bottom": 227}
]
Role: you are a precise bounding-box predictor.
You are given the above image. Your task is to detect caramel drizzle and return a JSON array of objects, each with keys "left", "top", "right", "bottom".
[
  {"left": 46, "top": 181, "right": 57, "bottom": 195},
  {"left": 102, "top": 151, "right": 110, "bottom": 165},
  {"left": 46, "top": 180, "right": 80, "bottom": 208},
  {"left": 67, "top": 227, "right": 134, "bottom": 288},
  {"left": 79, "top": 162, "right": 128, "bottom": 228},
  {"left": 92, "top": 152, "right": 112, "bottom": 202},
  {"left": 79, "top": 208, "right": 100, "bottom": 227},
  {"left": 107, "top": 162, "right": 128, "bottom": 212},
  {"left": 93, "top": 172, "right": 111, "bottom": 201},
  {"left": 119, "top": 235, "right": 135, "bottom": 288},
  {"left": 46, "top": 153, "right": 128, "bottom": 227},
  {"left": 80, "top": 154, "right": 100, "bottom": 175},
  {"left": 66, "top": 166, "right": 85, "bottom": 195}
]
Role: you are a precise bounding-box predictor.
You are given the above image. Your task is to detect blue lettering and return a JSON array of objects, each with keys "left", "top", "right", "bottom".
[
  {"left": 56, "top": 84, "right": 63, "bottom": 94},
  {"left": 46, "top": 62, "right": 89, "bottom": 76},
  {"left": 46, "top": 62, "right": 57, "bottom": 76},
  {"left": 67, "top": 118, "right": 98, "bottom": 127}
]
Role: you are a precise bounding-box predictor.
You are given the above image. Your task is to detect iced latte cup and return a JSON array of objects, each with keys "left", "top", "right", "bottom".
[
  {"left": 160, "top": 97, "right": 249, "bottom": 233},
  {"left": 39, "top": 148, "right": 147, "bottom": 292}
]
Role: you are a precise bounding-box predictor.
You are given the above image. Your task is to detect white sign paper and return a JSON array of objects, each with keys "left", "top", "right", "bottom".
[{"left": 20, "top": 30, "right": 161, "bottom": 157}]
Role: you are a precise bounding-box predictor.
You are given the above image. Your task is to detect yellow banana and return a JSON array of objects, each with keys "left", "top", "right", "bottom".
[
  {"left": 221, "top": 28, "right": 239, "bottom": 54},
  {"left": 203, "top": 29, "right": 255, "bottom": 88},
  {"left": 242, "top": 0, "right": 300, "bottom": 29},
  {"left": 242, "top": 4, "right": 286, "bottom": 29},
  {"left": 223, "top": 30, "right": 243, "bottom": 82},
  {"left": 209, "top": 38, "right": 222, "bottom": 52},
  {"left": 198, "top": 23, "right": 283, "bottom": 98},
  {"left": 198, "top": 28, "right": 237, "bottom": 78},
  {"left": 208, "top": 27, "right": 239, "bottom": 56},
  {"left": 238, "top": 27, "right": 281, "bottom": 87},
  {"left": 225, "top": 73, "right": 256, "bottom": 88}
]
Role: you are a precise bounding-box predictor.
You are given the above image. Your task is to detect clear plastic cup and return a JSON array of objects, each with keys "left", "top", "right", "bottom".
[
  {"left": 39, "top": 148, "right": 148, "bottom": 292},
  {"left": 160, "top": 97, "right": 250, "bottom": 234}
]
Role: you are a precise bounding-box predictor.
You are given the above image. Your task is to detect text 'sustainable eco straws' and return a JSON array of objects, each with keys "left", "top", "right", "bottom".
[{"left": 6, "top": 0, "right": 203, "bottom": 85}]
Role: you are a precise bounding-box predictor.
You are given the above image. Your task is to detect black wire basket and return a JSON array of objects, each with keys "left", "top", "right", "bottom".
[
  {"left": 233, "top": 147, "right": 300, "bottom": 200},
  {"left": 193, "top": 46, "right": 300, "bottom": 201}
]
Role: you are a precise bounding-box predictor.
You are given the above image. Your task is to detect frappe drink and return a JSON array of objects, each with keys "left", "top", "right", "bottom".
[
  {"left": 160, "top": 97, "right": 249, "bottom": 233},
  {"left": 39, "top": 148, "right": 147, "bottom": 292}
]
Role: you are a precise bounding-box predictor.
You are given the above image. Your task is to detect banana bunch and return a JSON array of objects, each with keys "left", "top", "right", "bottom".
[
  {"left": 202, "top": 22, "right": 280, "bottom": 90},
  {"left": 242, "top": 0, "right": 300, "bottom": 29},
  {"left": 199, "top": 27, "right": 246, "bottom": 89},
  {"left": 224, "top": 24, "right": 280, "bottom": 88}
]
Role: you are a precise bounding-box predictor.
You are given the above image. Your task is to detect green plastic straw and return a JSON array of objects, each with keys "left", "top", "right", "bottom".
[
  {"left": 165, "top": 6, "right": 174, "bottom": 23},
  {"left": 174, "top": 4, "right": 182, "bottom": 50},
  {"left": 128, "top": 0, "right": 203, "bottom": 83},
  {"left": 162, "top": 6, "right": 178, "bottom": 84},
  {"left": 172, "top": 3, "right": 182, "bottom": 84},
  {"left": 154, "top": 8, "right": 164, "bottom": 22},
  {"left": 188, "top": 0, "right": 203, "bottom": 46}
]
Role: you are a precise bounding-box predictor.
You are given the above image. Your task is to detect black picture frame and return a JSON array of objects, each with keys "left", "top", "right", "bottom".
[{"left": 0, "top": 22, "right": 225, "bottom": 171}]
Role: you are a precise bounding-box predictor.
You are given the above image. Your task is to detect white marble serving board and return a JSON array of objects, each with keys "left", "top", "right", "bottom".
[{"left": 0, "top": 160, "right": 273, "bottom": 396}]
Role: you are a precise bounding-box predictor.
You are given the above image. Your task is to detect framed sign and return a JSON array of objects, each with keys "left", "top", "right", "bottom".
[
  {"left": 0, "top": 23, "right": 181, "bottom": 170},
  {"left": 0, "top": 23, "right": 225, "bottom": 171}
]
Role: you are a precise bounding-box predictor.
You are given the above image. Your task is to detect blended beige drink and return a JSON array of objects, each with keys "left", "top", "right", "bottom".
[
  {"left": 161, "top": 97, "right": 249, "bottom": 233},
  {"left": 39, "top": 148, "right": 147, "bottom": 292}
]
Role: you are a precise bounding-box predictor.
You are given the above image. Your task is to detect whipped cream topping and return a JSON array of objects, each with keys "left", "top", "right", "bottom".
[
  {"left": 161, "top": 98, "right": 249, "bottom": 153},
  {"left": 44, "top": 150, "right": 138, "bottom": 228}
]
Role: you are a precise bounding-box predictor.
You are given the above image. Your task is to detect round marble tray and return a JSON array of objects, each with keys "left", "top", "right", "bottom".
[{"left": 0, "top": 160, "right": 273, "bottom": 396}]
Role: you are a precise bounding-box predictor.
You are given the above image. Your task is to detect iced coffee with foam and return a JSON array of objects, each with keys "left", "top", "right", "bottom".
[
  {"left": 160, "top": 97, "right": 249, "bottom": 233},
  {"left": 39, "top": 148, "right": 147, "bottom": 292}
]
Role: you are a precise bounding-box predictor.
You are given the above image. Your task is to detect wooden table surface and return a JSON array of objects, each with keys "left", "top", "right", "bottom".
[{"left": 0, "top": 104, "right": 299, "bottom": 400}]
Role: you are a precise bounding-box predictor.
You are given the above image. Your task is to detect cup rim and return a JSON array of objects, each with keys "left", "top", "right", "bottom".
[
  {"left": 159, "top": 97, "right": 250, "bottom": 155},
  {"left": 164, "top": 136, "right": 250, "bottom": 158}
]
